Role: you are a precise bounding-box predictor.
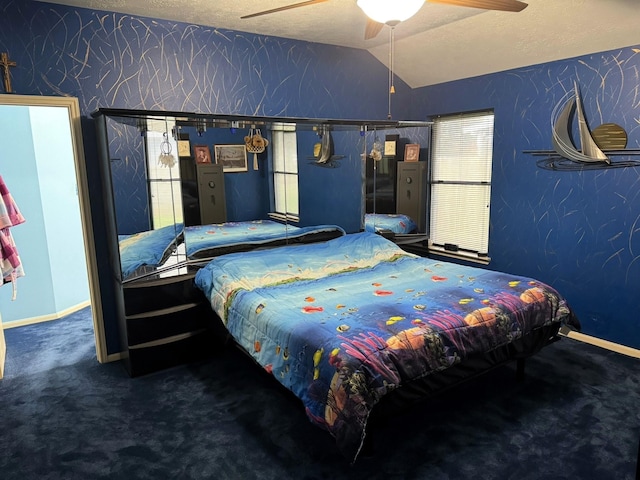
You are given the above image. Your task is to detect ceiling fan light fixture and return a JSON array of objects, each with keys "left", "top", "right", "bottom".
[{"left": 357, "top": 0, "right": 425, "bottom": 25}]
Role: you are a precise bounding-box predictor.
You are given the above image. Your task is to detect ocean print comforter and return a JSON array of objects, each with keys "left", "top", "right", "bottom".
[
  {"left": 185, "top": 220, "right": 345, "bottom": 258},
  {"left": 119, "top": 223, "right": 183, "bottom": 280},
  {"left": 364, "top": 213, "right": 417, "bottom": 234},
  {"left": 195, "top": 232, "right": 578, "bottom": 461}
]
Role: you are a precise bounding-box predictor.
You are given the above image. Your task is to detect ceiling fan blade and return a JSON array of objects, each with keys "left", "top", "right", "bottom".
[
  {"left": 427, "top": 0, "right": 528, "bottom": 12},
  {"left": 364, "top": 19, "right": 384, "bottom": 40},
  {"left": 241, "top": 0, "right": 330, "bottom": 20}
]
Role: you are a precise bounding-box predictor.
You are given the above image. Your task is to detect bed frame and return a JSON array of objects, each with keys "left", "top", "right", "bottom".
[{"left": 206, "top": 311, "right": 563, "bottom": 461}]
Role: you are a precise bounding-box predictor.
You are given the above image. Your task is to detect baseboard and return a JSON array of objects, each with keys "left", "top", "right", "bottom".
[
  {"left": 2, "top": 301, "right": 91, "bottom": 329},
  {"left": 104, "top": 351, "right": 124, "bottom": 363},
  {"left": 560, "top": 327, "right": 640, "bottom": 359}
]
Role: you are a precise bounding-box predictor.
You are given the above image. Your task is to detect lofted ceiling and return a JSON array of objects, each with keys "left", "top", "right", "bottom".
[{"left": 42, "top": 0, "right": 640, "bottom": 88}]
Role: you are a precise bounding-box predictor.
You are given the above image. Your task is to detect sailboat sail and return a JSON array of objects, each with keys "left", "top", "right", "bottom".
[
  {"left": 551, "top": 82, "right": 610, "bottom": 164},
  {"left": 574, "top": 83, "right": 609, "bottom": 162}
]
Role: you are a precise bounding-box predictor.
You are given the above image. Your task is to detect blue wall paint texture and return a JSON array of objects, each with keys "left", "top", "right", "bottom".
[
  {"left": 412, "top": 50, "right": 640, "bottom": 349},
  {"left": 2, "top": 1, "right": 638, "bottom": 351}
]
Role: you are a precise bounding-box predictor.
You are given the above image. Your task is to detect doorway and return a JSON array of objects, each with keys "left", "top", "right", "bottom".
[{"left": 0, "top": 95, "right": 105, "bottom": 377}]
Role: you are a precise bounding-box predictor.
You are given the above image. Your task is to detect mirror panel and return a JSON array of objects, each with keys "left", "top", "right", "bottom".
[
  {"left": 296, "top": 126, "right": 365, "bottom": 231},
  {"left": 363, "top": 125, "right": 431, "bottom": 234},
  {"left": 93, "top": 109, "right": 431, "bottom": 283}
]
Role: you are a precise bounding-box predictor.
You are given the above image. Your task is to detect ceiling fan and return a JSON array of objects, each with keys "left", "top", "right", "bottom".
[{"left": 241, "top": 0, "right": 528, "bottom": 40}]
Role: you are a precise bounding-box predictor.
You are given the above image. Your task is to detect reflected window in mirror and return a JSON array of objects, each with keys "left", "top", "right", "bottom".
[
  {"left": 144, "top": 118, "right": 184, "bottom": 228},
  {"left": 114, "top": 117, "right": 187, "bottom": 282},
  {"left": 271, "top": 123, "right": 299, "bottom": 222}
]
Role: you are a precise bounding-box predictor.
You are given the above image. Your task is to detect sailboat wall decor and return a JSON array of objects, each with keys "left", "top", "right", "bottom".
[
  {"left": 551, "top": 82, "right": 610, "bottom": 164},
  {"left": 524, "top": 81, "right": 640, "bottom": 171}
]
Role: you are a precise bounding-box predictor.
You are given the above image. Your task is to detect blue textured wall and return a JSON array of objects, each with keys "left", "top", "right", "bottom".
[
  {"left": 0, "top": 0, "right": 410, "bottom": 354},
  {"left": 412, "top": 48, "right": 640, "bottom": 349},
  {"left": 2, "top": 1, "right": 407, "bottom": 117}
]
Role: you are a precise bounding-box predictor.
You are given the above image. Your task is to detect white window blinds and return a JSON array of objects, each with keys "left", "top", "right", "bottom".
[
  {"left": 430, "top": 111, "right": 494, "bottom": 257},
  {"left": 271, "top": 123, "right": 299, "bottom": 219},
  {"left": 145, "top": 119, "right": 183, "bottom": 228}
]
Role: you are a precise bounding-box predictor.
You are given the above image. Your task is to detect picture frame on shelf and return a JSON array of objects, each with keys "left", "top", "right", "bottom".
[
  {"left": 404, "top": 143, "right": 420, "bottom": 162},
  {"left": 193, "top": 145, "right": 211, "bottom": 164},
  {"left": 214, "top": 144, "right": 248, "bottom": 172},
  {"left": 178, "top": 138, "right": 191, "bottom": 157}
]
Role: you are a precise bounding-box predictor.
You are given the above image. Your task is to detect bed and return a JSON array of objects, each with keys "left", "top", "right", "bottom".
[
  {"left": 194, "top": 232, "right": 579, "bottom": 462},
  {"left": 118, "top": 220, "right": 345, "bottom": 280},
  {"left": 364, "top": 213, "right": 417, "bottom": 234},
  {"left": 185, "top": 220, "right": 345, "bottom": 259}
]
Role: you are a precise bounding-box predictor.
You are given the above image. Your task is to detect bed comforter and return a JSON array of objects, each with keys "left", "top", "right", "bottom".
[
  {"left": 195, "top": 232, "right": 579, "bottom": 461},
  {"left": 118, "top": 220, "right": 345, "bottom": 280},
  {"left": 364, "top": 213, "right": 417, "bottom": 234},
  {"left": 119, "top": 223, "right": 183, "bottom": 280},
  {"left": 185, "top": 220, "right": 345, "bottom": 258}
]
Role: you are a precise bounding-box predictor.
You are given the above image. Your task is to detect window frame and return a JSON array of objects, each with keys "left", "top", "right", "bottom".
[
  {"left": 427, "top": 110, "right": 495, "bottom": 264},
  {"left": 270, "top": 122, "right": 300, "bottom": 223}
]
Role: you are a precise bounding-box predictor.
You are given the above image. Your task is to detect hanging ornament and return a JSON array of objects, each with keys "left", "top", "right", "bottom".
[
  {"left": 244, "top": 126, "right": 268, "bottom": 170},
  {"left": 370, "top": 138, "right": 383, "bottom": 161},
  {"left": 158, "top": 131, "right": 176, "bottom": 168}
]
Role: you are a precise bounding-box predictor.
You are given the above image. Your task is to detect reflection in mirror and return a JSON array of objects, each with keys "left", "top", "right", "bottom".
[
  {"left": 271, "top": 122, "right": 299, "bottom": 223},
  {"left": 102, "top": 113, "right": 303, "bottom": 283},
  {"left": 363, "top": 124, "right": 431, "bottom": 235},
  {"left": 104, "top": 114, "right": 185, "bottom": 283},
  {"left": 295, "top": 124, "right": 367, "bottom": 232},
  {"left": 94, "top": 109, "right": 432, "bottom": 284},
  {"left": 144, "top": 117, "right": 183, "bottom": 229}
]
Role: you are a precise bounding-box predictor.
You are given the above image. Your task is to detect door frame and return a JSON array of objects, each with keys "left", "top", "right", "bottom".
[{"left": 0, "top": 94, "right": 106, "bottom": 363}]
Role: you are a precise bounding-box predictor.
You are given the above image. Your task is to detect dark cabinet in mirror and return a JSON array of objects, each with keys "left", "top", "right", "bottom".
[{"left": 364, "top": 128, "right": 431, "bottom": 237}]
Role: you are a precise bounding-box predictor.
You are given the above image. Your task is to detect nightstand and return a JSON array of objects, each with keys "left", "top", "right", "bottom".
[{"left": 122, "top": 267, "right": 215, "bottom": 377}]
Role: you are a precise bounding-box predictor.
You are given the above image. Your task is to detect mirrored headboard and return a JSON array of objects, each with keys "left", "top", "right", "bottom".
[{"left": 92, "top": 108, "right": 432, "bottom": 283}]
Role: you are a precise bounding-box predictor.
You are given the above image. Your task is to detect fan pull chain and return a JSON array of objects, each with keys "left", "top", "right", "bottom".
[{"left": 388, "top": 26, "right": 396, "bottom": 120}]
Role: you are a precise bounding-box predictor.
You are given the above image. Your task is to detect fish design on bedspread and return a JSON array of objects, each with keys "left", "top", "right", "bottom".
[{"left": 195, "top": 232, "right": 579, "bottom": 462}]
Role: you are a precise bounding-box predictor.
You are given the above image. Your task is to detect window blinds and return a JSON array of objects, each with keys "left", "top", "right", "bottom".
[
  {"left": 430, "top": 111, "right": 494, "bottom": 256},
  {"left": 271, "top": 123, "right": 299, "bottom": 217}
]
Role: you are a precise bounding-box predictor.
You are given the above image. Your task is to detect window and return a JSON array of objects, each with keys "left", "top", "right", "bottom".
[
  {"left": 144, "top": 119, "right": 183, "bottom": 228},
  {"left": 429, "top": 111, "right": 494, "bottom": 262},
  {"left": 270, "top": 123, "right": 299, "bottom": 222}
]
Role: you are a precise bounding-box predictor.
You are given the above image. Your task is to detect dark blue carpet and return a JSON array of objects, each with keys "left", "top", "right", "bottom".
[{"left": 1, "top": 307, "right": 639, "bottom": 479}]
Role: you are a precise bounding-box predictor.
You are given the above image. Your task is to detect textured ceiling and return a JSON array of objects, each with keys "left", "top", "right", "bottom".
[{"left": 42, "top": 0, "right": 640, "bottom": 88}]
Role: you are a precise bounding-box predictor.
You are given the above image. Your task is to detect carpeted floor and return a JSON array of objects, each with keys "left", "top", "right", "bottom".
[{"left": 1, "top": 307, "right": 639, "bottom": 479}]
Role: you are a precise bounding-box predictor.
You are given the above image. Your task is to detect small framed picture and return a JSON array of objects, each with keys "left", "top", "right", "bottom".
[
  {"left": 384, "top": 134, "right": 400, "bottom": 157},
  {"left": 214, "top": 144, "right": 248, "bottom": 172},
  {"left": 404, "top": 143, "right": 420, "bottom": 162},
  {"left": 193, "top": 145, "right": 211, "bottom": 164},
  {"left": 384, "top": 140, "right": 397, "bottom": 157},
  {"left": 178, "top": 139, "right": 191, "bottom": 157}
]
